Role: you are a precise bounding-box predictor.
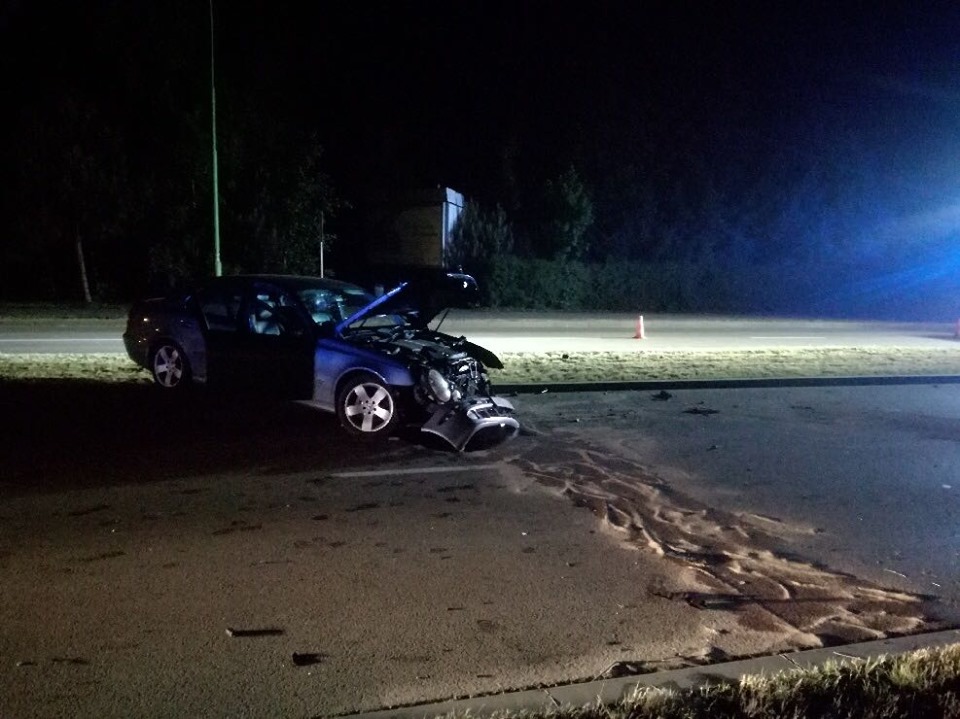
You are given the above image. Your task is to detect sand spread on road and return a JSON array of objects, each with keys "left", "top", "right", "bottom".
[{"left": 511, "top": 427, "right": 937, "bottom": 665}]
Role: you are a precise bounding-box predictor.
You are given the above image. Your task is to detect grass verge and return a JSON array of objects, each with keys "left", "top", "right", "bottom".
[
  {"left": 494, "top": 644, "right": 960, "bottom": 719},
  {"left": 0, "top": 302, "right": 127, "bottom": 321},
  {"left": 488, "top": 347, "right": 960, "bottom": 383},
  {"left": 2, "top": 346, "right": 960, "bottom": 384}
]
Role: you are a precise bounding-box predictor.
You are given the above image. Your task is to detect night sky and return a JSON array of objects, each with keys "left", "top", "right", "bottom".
[
  {"left": 3, "top": 1, "right": 960, "bottom": 311},
  {"left": 216, "top": 1, "right": 960, "bottom": 198},
  {"left": 5, "top": 1, "right": 957, "bottom": 198}
]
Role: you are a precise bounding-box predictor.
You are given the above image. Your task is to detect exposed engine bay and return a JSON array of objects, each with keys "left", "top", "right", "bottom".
[
  {"left": 343, "top": 324, "right": 519, "bottom": 449},
  {"left": 346, "top": 326, "right": 495, "bottom": 405}
]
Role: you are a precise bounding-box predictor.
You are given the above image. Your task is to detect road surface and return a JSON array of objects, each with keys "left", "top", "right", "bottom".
[
  {"left": 2, "top": 376, "right": 960, "bottom": 717},
  {"left": 0, "top": 313, "right": 956, "bottom": 354}
]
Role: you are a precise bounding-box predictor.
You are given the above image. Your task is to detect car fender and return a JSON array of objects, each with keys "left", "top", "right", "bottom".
[
  {"left": 312, "top": 340, "right": 415, "bottom": 407},
  {"left": 149, "top": 330, "right": 207, "bottom": 385},
  {"left": 128, "top": 299, "right": 207, "bottom": 384}
]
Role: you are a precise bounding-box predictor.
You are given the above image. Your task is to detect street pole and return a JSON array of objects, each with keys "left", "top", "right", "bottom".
[
  {"left": 209, "top": 0, "right": 222, "bottom": 276},
  {"left": 319, "top": 212, "right": 325, "bottom": 278}
]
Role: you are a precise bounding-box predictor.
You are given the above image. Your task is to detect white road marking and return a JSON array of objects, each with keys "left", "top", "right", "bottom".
[
  {"left": 749, "top": 336, "right": 827, "bottom": 340},
  {"left": 331, "top": 464, "right": 501, "bottom": 478}
]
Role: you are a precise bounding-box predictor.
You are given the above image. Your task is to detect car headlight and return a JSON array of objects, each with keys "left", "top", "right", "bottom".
[{"left": 427, "top": 368, "right": 453, "bottom": 403}]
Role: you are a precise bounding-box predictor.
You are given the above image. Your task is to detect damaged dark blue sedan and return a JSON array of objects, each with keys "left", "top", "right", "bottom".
[{"left": 123, "top": 272, "right": 519, "bottom": 451}]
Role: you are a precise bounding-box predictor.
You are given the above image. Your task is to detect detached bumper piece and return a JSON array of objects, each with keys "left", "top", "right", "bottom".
[{"left": 421, "top": 396, "right": 520, "bottom": 451}]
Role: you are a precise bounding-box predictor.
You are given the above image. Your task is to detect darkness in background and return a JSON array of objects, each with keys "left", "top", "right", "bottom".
[{"left": 2, "top": 1, "right": 959, "bottom": 317}]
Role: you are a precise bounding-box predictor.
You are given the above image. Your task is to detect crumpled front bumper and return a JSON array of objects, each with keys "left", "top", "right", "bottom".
[{"left": 420, "top": 396, "right": 520, "bottom": 451}]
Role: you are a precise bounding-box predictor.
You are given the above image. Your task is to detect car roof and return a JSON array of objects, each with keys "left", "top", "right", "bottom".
[{"left": 203, "top": 274, "right": 368, "bottom": 294}]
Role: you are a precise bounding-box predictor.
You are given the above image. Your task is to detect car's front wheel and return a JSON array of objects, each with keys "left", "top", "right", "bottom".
[
  {"left": 150, "top": 341, "right": 191, "bottom": 390},
  {"left": 336, "top": 372, "right": 399, "bottom": 438}
]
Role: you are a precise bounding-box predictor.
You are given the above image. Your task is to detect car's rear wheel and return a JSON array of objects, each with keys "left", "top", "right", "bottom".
[
  {"left": 336, "top": 372, "right": 399, "bottom": 438},
  {"left": 150, "top": 341, "right": 191, "bottom": 390}
]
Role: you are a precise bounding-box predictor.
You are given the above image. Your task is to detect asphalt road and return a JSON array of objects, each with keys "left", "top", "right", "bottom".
[
  {"left": 2, "top": 376, "right": 960, "bottom": 717},
  {"left": 0, "top": 313, "right": 956, "bottom": 354},
  {"left": 534, "top": 383, "right": 960, "bottom": 599},
  {"left": 0, "top": 384, "right": 728, "bottom": 717},
  {"left": 450, "top": 313, "right": 959, "bottom": 353},
  {"left": 2, "top": 314, "right": 960, "bottom": 716}
]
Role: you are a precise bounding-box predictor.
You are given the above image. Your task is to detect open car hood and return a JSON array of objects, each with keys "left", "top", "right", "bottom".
[{"left": 335, "top": 271, "right": 481, "bottom": 334}]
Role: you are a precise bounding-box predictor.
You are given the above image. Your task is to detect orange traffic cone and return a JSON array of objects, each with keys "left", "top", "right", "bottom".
[{"left": 634, "top": 314, "right": 645, "bottom": 339}]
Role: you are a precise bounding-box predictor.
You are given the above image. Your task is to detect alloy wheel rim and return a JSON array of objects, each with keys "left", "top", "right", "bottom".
[
  {"left": 343, "top": 383, "right": 394, "bottom": 433},
  {"left": 154, "top": 346, "right": 183, "bottom": 387}
]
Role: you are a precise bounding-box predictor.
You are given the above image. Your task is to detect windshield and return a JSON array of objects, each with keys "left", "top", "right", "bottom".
[{"left": 296, "top": 284, "right": 403, "bottom": 329}]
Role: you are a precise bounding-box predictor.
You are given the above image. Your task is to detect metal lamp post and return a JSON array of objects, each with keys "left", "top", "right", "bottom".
[{"left": 209, "top": 0, "right": 222, "bottom": 276}]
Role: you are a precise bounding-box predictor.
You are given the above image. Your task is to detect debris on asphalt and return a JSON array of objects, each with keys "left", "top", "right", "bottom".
[
  {"left": 684, "top": 406, "right": 719, "bottom": 415},
  {"left": 225, "top": 627, "right": 284, "bottom": 638},
  {"left": 686, "top": 646, "right": 733, "bottom": 664},
  {"left": 67, "top": 504, "right": 112, "bottom": 517},
  {"left": 651, "top": 390, "right": 672, "bottom": 401},
  {"left": 540, "top": 387, "right": 549, "bottom": 394},
  {"left": 475, "top": 619, "right": 497, "bottom": 632},
  {"left": 291, "top": 652, "right": 325, "bottom": 667},
  {"left": 707, "top": 444, "right": 720, "bottom": 451},
  {"left": 656, "top": 591, "right": 748, "bottom": 610},
  {"left": 15, "top": 660, "right": 36, "bottom": 668},
  {"left": 436, "top": 483, "right": 475, "bottom": 493},
  {"left": 212, "top": 522, "right": 263, "bottom": 536},
  {"left": 345, "top": 502, "right": 380, "bottom": 512},
  {"left": 78, "top": 550, "right": 125, "bottom": 562},
  {"left": 596, "top": 660, "right": 648, "bottom": 679}
]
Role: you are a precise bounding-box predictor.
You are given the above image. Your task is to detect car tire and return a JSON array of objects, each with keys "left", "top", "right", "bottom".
[
  {"left": 150, "top": 341, "right": 191, "bottom": 391},
  {"left": 336, "top": 372, "right": 399, "bottom": 439}
]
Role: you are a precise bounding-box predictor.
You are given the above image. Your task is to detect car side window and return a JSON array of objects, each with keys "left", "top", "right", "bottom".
[
  {"left": 246, "top": 287, "right": 307, "bottom": 337},
  {"left": 299, "top": 289, "right": 342, "bottom": 326},
  {"left": 198, "top": 288, "right": 243, "bottom": 332}
]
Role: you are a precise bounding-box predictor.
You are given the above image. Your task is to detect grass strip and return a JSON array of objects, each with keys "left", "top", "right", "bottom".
[
  {"left": 0, "top": 354, "right": 149, "bottom": 383},
  {"left": 488, "top": 347, "right": 960, "bottom": 383},
  {"left": 2, "top": 347, "right": 960, "bottom": 384},
  {"left": 471, "top": 644, "right": 960, "bottom": 719}
]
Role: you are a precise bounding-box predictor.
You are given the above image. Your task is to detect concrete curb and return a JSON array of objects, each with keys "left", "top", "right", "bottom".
[
  {"left": 499, "top": 374, "right": 960, "bottom": 395},
  {"left": 343, "top": 629, "right": 960, "bottom": 719}
]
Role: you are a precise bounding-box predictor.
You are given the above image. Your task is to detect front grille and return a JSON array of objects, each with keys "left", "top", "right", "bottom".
[{"left": 467, "top": 403, "right": 512, "bottom": 420}]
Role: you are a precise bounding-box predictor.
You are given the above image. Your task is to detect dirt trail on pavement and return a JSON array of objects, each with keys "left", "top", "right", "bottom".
[{"left": 513, "top": 428, "right": 938, "bottom": 661}]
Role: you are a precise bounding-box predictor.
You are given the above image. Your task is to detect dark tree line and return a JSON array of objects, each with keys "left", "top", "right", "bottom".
[
  {"left": 1, "top": 1, "right": 343, "bottom": 302},
  {"left": 2, "top": 2, "right": 958, "bottom": 320}
]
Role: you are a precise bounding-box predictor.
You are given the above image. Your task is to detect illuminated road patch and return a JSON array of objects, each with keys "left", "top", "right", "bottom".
[
  {"left": 749, "top": 336, "right": 827, "bottom": 340},
  {"left": 330, "top": 464, "right": 502, "bottom": 479}
]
